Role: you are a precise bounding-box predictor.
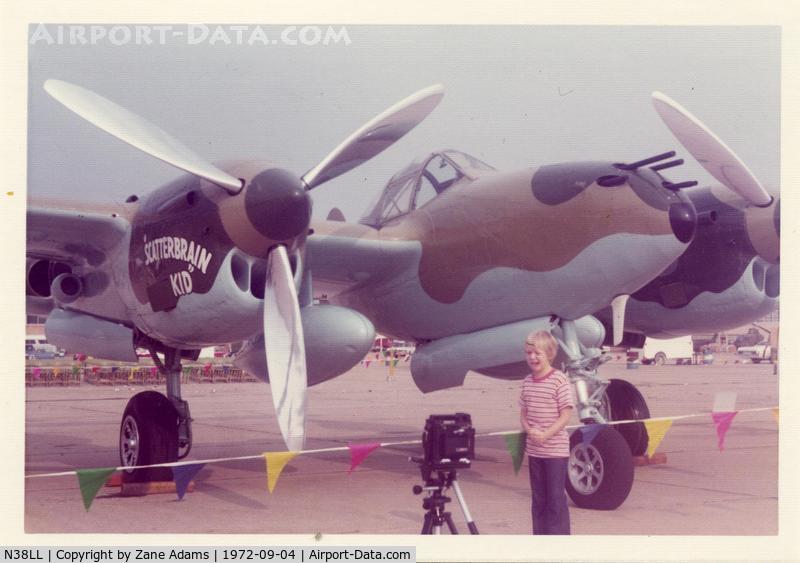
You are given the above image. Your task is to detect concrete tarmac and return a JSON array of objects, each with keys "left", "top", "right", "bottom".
[{"left": 25, "top": 359, "right": 778, "bottom": 535}]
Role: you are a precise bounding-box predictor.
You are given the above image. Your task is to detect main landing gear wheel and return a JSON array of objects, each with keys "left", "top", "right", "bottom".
[
  {"left": 603, "top": 379, "right": 650, "bottom": 456},
  {"left": 566, "top": 425, "right": 634, "bottom": 510},
  {"left": 120, "top": 391, "right": 179, "bottom": 483}
]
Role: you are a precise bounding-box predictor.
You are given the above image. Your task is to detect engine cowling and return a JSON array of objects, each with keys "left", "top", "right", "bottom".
[{"left": 233, "top": 305, "right": 375, "bottom": 386}]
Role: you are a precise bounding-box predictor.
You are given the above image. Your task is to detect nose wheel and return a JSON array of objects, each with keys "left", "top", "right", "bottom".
[
  {"left": 119, "top": 391, "right": 178, "bottom": 482},
  {"left": 119, "top": 345, "right": 193, "bottom": 482}
]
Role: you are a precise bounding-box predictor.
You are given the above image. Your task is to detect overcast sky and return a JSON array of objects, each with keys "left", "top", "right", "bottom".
[{"left": 27, "top": 25, "right": 780, "bottom": 221}]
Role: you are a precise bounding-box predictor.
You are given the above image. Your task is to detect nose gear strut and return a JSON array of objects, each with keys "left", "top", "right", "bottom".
[{"left": 148, "top": 346, "right": 193, "bottom": 459}]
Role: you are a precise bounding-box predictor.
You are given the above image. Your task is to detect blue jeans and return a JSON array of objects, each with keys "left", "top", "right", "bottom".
[{"left": 528, "top": 456, "right": 570, "bottom": 535}]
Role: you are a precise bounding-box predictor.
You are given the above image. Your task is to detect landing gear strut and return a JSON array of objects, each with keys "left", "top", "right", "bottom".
[
  {"left": 119, "top": 346, "right": 193, "bottom": 482},
  {"left": 554, "top": 318, "right": 637, "bottom": 509}
]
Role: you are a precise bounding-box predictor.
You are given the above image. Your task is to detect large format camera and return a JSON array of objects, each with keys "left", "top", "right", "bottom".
[
  {"left": 412, "top": 413, "right": 479, "bottom": 535},
  {"left": 421, "top": 413, "right": 475, "bottom": 471}
]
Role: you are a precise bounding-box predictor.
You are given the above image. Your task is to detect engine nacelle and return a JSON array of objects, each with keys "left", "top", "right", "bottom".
[
  {"left": 621, "top": 257, "right": 778, "bottom": 338},
  {"left": 411, "top": 315, "right": 604, "bottom": 393},
  {"left": 233, "top": 305, "right": 375, "bottom": 386},
  {"left": 45, "top": 308, "right": 137, "bottom": 362}
]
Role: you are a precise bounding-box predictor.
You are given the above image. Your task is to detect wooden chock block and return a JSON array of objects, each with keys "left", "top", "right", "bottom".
[
  {"left": 120, "top": 480, "right": 195, "bottom": 496},
  {"left": 632, "top": 453, "right": 667, "bottom": 466},
  {"left": 105, "top": 473, "right": 123, "bottom": 488}
]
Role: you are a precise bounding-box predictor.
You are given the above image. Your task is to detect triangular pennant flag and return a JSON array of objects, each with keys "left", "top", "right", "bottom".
[
  {"left": 643, "top": 419, "right": 673, "bottom": 458},
  {"left": 580, "top": 424, "right": 604, "bottom": 446},
  {"left": 33, "top": 367, "right": 41, "bottom": 379},
  {"left": 76, "top": 468, "right": 116, "bottom": 511},
  {"left": 772, "top": 408, "right": 779, "bottom": 423},
  {"left": 347, "top": 442, "right": 381, "bottom": 474},
  {"left": 172, "top": 463, "right": 205, "bottom": 500},
  {"left": 503, "top": 432, "right": 526, "bottom": 475},
  {"left": 711, "top": 411, "right": 738, "bottom": 451},
  {"left": 364, "top": 360, "right": 371, "bottom": 368},
  {"left": 263, "top": 452, "right": 298, "bottom": 493}
]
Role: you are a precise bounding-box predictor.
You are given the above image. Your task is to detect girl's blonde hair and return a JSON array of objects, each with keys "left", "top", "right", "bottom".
[{"left": 525, "top": 330, "right": 558, "bottom": 361}]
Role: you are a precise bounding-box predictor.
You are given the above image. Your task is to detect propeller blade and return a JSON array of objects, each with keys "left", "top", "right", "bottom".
[
  {"left": 264, "top": 245, "right": 307, "bottom": 451},
  {"left": 652, "top": 91, "right": 772, "bottom": 207},
  {"left": 44, "top": 79, "right": 243, "bottom": 194},
  {"left": 610, "top": 294, "right": 629, "bottom": 346},
  {"left": 302, "top": 84, "right": 444, "bottom": 189}
]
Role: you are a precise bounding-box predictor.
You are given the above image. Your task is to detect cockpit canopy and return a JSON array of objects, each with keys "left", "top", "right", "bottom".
[{"left": 359, "top": 150, "right": 495, "bottom": 228}]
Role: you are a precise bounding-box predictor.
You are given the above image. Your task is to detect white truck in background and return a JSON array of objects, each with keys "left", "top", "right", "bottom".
[
  {"left": 736, "top": 344, "right": 772, "bottom": 363},
  {"left": 629, "top": 335, "right": 694, "bottom": 365}
]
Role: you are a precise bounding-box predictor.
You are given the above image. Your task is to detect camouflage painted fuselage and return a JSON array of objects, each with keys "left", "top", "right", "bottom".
[{"left": 310, "top": 160, "right": 695, "bottom": 341}]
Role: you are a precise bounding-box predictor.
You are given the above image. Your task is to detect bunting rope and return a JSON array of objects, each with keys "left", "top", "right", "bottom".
[{"left": 25, "top": 405, "right": 776, "bottom": 480}]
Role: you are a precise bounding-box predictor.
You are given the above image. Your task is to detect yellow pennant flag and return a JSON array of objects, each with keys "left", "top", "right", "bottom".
[
  {"left": 263, "top": 452, "right": 298, "bottom": 493},
  {"left": 643, "top": 419, "right": 673, "bottom": 458},
  {"left": 772, "top": 408, "right": 779, "bottom": 423}
]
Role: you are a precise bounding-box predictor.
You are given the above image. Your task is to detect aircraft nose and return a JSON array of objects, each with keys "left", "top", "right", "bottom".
[
  {"left": 246, "top": 168, "right": 312, "bottom": 243},
  {"left": 668, "top": 201, "right": 697, "bottom": 244}
]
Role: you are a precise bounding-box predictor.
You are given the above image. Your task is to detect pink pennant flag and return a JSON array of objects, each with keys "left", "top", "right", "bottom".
[
  {"left": 150, "top": 366, "right": 158, "bottom": 376},
  {"left": 33, "top": 367, "right": 41, "bottom": 380},
  {"left": 364, "top": 360, "right": 371, "bottom": 368},
  {"left": 711, "top": 411, "right": 738, "bottom": 451},
  {"left": 347, "top": 442, "right": 380, "bottom": 474}
]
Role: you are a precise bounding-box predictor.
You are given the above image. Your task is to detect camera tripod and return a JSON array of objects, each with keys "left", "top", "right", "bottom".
[{"left": 411, "top": 461, "right": 479, "bottom": 535}]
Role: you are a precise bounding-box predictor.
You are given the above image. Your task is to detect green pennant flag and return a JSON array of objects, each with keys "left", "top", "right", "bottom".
[
  {"left": 503, "top": 432, "right": 526, "bottom": 475},
  {"left": 76, "top": 468, "right": 116, "bottom": 511}
]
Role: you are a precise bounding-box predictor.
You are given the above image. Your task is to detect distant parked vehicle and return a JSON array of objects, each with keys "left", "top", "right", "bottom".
[
  {"left": 28, "top": 343, "right": 58, "bottom": 360},
  {"left": 737, "top": 344, "right": 772, "bottom": 363},
  {"left": 628, "top": 336, "right": 694, "bottom": 365}
]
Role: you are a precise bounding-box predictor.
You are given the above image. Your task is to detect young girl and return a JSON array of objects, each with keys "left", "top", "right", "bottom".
[{"left": 519, "top": 330, "right": 574, "bottom": 535}]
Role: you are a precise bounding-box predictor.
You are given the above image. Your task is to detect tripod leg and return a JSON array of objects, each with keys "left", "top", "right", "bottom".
[
  {"left": 451, "top": 479, "right": 479, "bottom": 535},
  {"left": 444, "top": 513, "right": 458, "bottom": 534},
  {"left": 421, "top": 512, "right": 432, "bottom": 535}
]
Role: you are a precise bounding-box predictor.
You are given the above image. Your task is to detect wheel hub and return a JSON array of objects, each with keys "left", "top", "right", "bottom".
[
  {"left": 569, "top": 443, "right": 604, "bottom": 495},
  {"left": 120, "top": 414, "right": 140, "bottom": 471}
]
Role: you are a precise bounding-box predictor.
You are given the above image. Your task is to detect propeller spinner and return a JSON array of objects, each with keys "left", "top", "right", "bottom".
[{"left": 45, "top": 79, "right": 444, "bottom": 450}]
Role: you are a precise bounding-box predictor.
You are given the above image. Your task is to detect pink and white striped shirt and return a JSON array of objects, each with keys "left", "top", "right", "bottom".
[{"left": 519, "top": 368, "right": 574, "bottom": 458}]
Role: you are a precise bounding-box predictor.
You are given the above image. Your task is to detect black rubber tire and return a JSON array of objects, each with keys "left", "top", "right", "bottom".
[
  {"left": 654, "top": 352, "right": 667, "bottom": 366},
  {"left": 603, "top": 379, "right": 650, "bottom": 456},
  {"left": 566, "top": 425, "right": 634, "bottom": 510},
  {"left": 119, "top": 391, "right": 178, "bottom": 483}
]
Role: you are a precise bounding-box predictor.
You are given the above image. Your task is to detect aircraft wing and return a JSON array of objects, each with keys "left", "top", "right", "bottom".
[{"left": 27, "top": 205, "right": 129, "bottom": 266}]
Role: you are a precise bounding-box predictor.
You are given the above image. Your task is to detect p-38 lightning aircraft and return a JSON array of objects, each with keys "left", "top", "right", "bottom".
[{"left": 27, "top": 80, "right": 778, "bottom": 510}]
